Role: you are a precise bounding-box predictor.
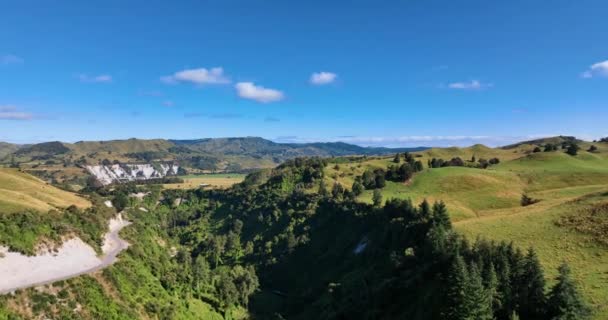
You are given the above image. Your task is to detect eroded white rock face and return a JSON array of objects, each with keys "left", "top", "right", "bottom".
[{"left": 86, "top": 163, "right": 179, "bottom": 185}]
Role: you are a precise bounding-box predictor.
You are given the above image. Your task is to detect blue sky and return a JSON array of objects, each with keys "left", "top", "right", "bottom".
[{"left": 1, "top": 0, "right": 607, "bottom": 147}]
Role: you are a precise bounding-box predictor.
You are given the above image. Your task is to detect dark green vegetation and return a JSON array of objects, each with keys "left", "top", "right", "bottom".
[
  {"left": 0, "top": 156, "right": 592, "bottom": 320},
  {"left": 0, "top": 198, "right": 112, "bottom": 255}
]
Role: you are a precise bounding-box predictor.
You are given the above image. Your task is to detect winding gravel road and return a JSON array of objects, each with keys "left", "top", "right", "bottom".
[{"left": 0, "top": 214, "right": 131, "bottom": 294}]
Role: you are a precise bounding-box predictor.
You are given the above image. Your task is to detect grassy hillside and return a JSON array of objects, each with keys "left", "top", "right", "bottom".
[
  {"left": 316, "top": 139, "right": 608, "bottom": 318},
  {"left": 0, "top": 168, "right": 91, "bottom": 214},
  {"left": 163, "top": 173, "right": 246, "bottom": 190}
]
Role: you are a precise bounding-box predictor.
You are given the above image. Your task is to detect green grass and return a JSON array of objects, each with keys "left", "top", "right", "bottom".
[
  {"left": 164, "top": 173, "right": 247, "bottom": 190},
  {"left": 359, "top": 167, "right": 524, "bottom": 221}
]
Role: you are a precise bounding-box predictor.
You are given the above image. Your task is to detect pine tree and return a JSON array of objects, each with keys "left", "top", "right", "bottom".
[
  {"left": 445, "top": 254, "right": 470, "bottom": 319},
  {"left": 419, "top": 199, "right": 431, "bottom": 222},
  {"left": 432, "top": 201, "right": 452, "bottom": 229},
  {"left": 483, "top": 262, "right": 502, "bottom": 319},
  {"left": 467, "top": 262, "right": 494, "bottom": 320},
  {"left": 547, "top": 263, "right": 590, "bottom": 320},
  {"left": 495, "top": 252, "right": 515, "bottom": 320},
  {"left": 517, "top": 248, "right": 547, "bottom": 320}
]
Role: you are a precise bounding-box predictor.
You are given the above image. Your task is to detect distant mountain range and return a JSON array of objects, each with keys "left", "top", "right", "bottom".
[{"left": 0, "top": 137, "right": 427, "bottom": 185}]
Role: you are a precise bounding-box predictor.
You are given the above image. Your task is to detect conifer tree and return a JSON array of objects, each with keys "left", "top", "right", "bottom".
[
  {"left": 547, "top": 263, "right": 590, "bottom": 320},
  {"left": 431, "top": 201, "right": 451, "bottom": 229},
  {"left": 467, "top": 262, "right": 494, "bottom": 320},
  {"left": 419, "top": 199, "right": 431, "bottom": 221},
  {"left": 517, "top": 248, "right": 547, "bottom": 320},
  {"left": 445, "top": 254, "right": 470, "bottom": 319},
  {"left": 393, "top": 153, "right": 401, "bottom": 163},
  {"left": 483, "top": 261, "right": 502, "bottom": 319}
]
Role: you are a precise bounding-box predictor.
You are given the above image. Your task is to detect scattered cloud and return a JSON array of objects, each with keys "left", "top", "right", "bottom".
[
  {"left": 447, "top": 80, "right": 492, "bottom": 90},
  {"left": 161, "top": 67, "right": 230, "bottom": 85},
  {"left": 310, "top": 71, "right": 337, "bottom": 85},
  {"left": 77, "top": 74, "right": 112, "bottom": 83},
  {"left": 235, "top": 82, "right": 284, "bottom": 103},
  {"left": 264, "top": 116, "right": 280, "bottom": 122},
  {"left": 0, "top": 105, "right": 33, "bottom": 120},
  {"left": 1, "top": 54, "right": 23, "bottom": 65},
  {"left": 163, "top": 100, "right": 175, "bottom": 107},
  {"left": 581, "top": 60, "right": 608, "bottom": 78}
]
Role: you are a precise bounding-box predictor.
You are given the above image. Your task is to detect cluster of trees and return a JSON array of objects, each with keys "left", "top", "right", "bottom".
[
  {"left": 387, "top": 152, "right": 424, "bottom": 182},
  {"left": 428, "top": 156, "right": 500, "bottom": 169},
  {"left": 445, "top": 244, "right": 589, "bottom": 320},
  {"left": 267, "top": 157, "right": 327, "bottom": 192},
  {"left": 534, "top": 142, "right": 586, "bottom": 156}
]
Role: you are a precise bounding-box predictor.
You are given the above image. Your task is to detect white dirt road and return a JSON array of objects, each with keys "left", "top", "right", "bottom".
[{"left": 0, "top": 214, "right": 131, "bottom": 294}]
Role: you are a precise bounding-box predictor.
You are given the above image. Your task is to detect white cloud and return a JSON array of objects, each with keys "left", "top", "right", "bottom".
[
  {"left": 581, "top": 60, "right": 608, "bottom": 78},
  {"left": 0, "top": 105, "right": 33, "bottom": 120},
  {"left": 77, "top": 74, "right": 112, "bottom": 83},
  {"left": 235, "top": 82, "right": 284, "bottom": 103},
  {"left": 447, "top": 80, "right": 492, "bottom": 90},
  {"left": 310, "top": 71, "right": 337, "bottom": 85},
  {"left": 161, "top": 67, "right": 230, "bottom": 85},
  {"left": 1, "top": 54, "right": 23, "bottom": 65}
]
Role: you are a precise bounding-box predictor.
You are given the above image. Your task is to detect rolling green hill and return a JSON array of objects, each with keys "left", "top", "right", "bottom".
[{"left": 317, "top": 138, "right": 608, "bottom": 318}]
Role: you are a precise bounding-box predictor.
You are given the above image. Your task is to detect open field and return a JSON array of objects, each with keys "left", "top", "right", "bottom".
[
  {"left": 163, "top": 173, "right": 246, "bottom": 190},
  {"left": 0, "top": 168, "right": 91, "bottom": 214}
]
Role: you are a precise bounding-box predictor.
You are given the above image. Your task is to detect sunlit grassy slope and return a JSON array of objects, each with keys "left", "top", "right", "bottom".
[
  {"left": 0, "top": 168, "right": 91, "bottom": 214},
  {"left": 163, "top": 173, "right": 246, "bottom": 190},
  {"left": 323, "top": 141, "right": 608, "bottom": 318}
]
